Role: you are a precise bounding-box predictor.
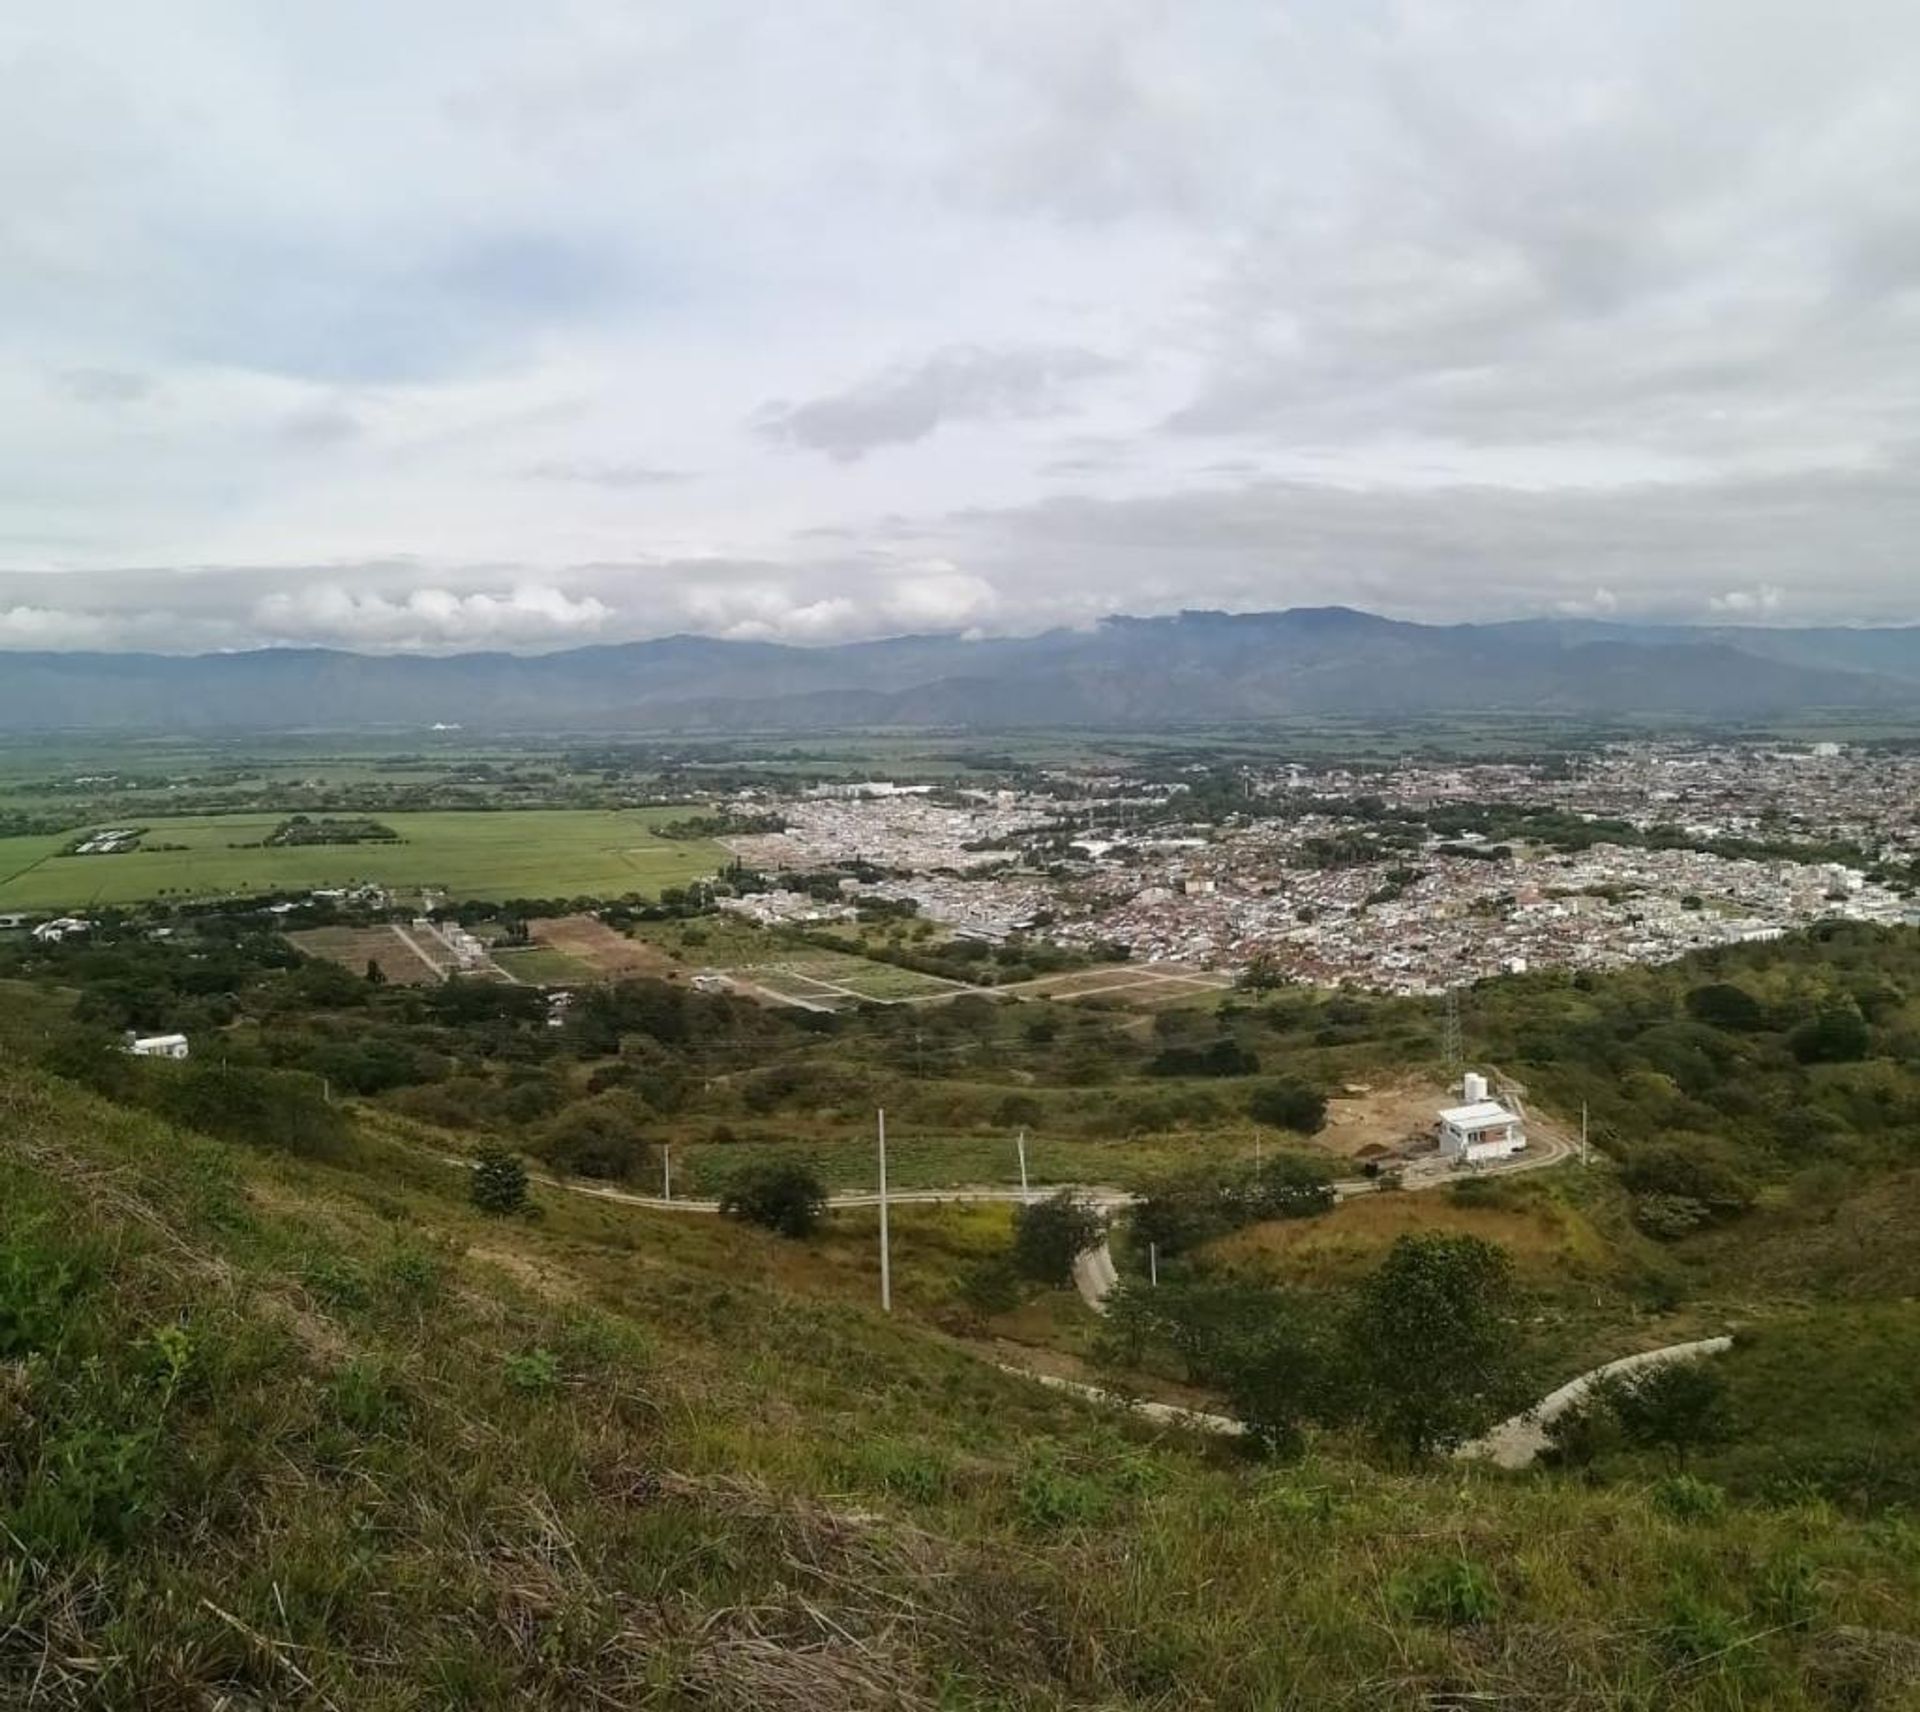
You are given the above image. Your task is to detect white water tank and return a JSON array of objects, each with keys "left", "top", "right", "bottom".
[{"left": 1462, "top": 1071, "right": 1489, "bottom": 1103}]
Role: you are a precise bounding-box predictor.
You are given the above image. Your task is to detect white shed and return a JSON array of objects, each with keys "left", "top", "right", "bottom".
[
  {"left": 128, "top": 1033, "right": 191, "bottom": 1060},
  {"left": 1436, "top": 1097, "right": 1525, "bottom": 1162}
]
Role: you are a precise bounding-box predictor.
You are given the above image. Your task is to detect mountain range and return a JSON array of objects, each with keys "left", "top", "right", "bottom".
[{"left": 5, "top": 607, "right": 1920, "bottom": 732}]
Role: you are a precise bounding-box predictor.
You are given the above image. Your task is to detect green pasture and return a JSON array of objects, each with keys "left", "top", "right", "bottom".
[
  {"left": 738, "top": 949, "right": 972, "bottom": 1003},
  {"left": 667, "top": 1124, "right": 1251, "bottom": 1196},
  {"left": 491, "top": 945, "right": 598, "bottom": 985},
  {"left": 0, "top": 808, "right": 720, "bottom": 909}
]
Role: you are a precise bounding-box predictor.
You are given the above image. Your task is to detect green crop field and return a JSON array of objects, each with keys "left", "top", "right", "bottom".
[{"left": 0, "top": 808, "right": 720, "bottom": 909}]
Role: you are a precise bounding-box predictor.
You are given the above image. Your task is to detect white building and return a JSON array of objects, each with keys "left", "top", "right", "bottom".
[
  {"left": 32, "top": 916, "right": 93, "bottom": 943},
  {"left": 1436, "top": 1074, "right": 1526, "bottom": 1162},
  {"left": 128, "top": 1033, "right": 190, "bottom": 1060}
]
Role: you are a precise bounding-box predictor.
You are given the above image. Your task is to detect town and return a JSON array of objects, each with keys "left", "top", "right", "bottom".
[{"left": 713, "top": 742, "right": 1920, "bottom": 994}]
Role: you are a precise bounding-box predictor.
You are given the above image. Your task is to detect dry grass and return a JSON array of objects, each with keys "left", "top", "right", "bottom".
[{"left": 1207, "top": 1187, "right": 1609, "bottom": 1286}]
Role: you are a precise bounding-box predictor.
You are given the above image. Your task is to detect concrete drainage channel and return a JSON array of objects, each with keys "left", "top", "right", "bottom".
[{"left": 997, "top": 1336, "right": 1735, "bottom": 1462}]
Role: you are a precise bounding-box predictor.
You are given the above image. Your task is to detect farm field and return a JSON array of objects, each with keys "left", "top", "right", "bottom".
[
  {"left": 490, "top": 945, "right": 597, "bottom": 985},
  {"left": 665, "top": 1125, "right": 1223, "bottom": 1196},
  {"left": 285, "top": 924, "right": 446, "bottom": 985},
  {"left": 727, "top": 948, "right": 978, "bottom": 1006},
  {"left": 1005, "top": 962, "right": 1235, "bottom": 1007},
  {"left": 0, "top": 808, "right": 720, "bottom": 909},
  {"left": 527, "top": 914, "right": 689, "bottom": 980}
]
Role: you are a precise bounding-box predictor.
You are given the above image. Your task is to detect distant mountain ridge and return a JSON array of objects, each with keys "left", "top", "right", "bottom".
[{"left": 3, "top": 607, "right": 1920, "bottom": 732}]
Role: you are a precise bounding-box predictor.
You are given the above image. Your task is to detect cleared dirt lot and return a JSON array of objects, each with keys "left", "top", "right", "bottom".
[
  {"left": 1317, "top": 1075, "right": 1457, "bottom": 1160},
  {"left": 287, "top": 924, "right": 445, "bottom": 985},
  {"left": 1006, "top": 963, "right": 1235, "bottom": 1008},
  {"left": 1317, "top": 1071, "right": 1579, "bottom": 1165},
  {"left": 529, "top": 914, "right": 688, "bottom": 980}
]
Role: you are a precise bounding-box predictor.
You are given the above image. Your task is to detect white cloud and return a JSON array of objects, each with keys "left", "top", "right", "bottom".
[
  {"left": 1, "top": 2, "right": 1918, "bottom": 649},
  {"left": 1709, "top": 584, "right": 1787, "bottom": 616},
  {"left": 251, "top": 582, "right": 613, "bottom": 649}
]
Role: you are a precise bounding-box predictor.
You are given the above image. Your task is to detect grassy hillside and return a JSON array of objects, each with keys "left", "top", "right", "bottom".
[{"left": 7, "top": 1067, "right": 1920, "bottom": 1709}]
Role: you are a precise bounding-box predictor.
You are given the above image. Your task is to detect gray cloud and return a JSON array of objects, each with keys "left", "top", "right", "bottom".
[
  {"left": 2, "top": 2, "right": 1919, "bottom": 648},
  {"left": 56, "top": 368, "right": 151, "bottom": 405},
  {"left": 524, "top": 461, "right": 687, "bottom": 488},
  {"left": 756, "top": 346, "right": 1118, "bottom": 461}
]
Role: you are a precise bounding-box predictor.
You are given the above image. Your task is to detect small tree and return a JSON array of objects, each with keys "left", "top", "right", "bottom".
[
  {"left": 531, "top": 1091, "right": 654, "bottom": 1182},
  {"left": 365, "top": 957, "right": 387, "bottom": 986},
  {"left": 1790, "top": 1003, "right": 1870, "bottom": 1064},
  {"left": 1247, "top": 1078, "right": 1328, "bottom": 1136},
  {"left": 721, "top": 1162, "right": 828, "bottom": 1238},
  {"left": 1347, "top": 1232, "right": 1525, "bottom": 1460},
  {"left": 1010, "top": 1191, "right": 1106, "bottom": 1287},
  {"left": 471, "top": 1148, "right": 530, "bottom": 1216},
  {"left": 1603, "top": 1359, "right": 1732, "bottom": 1469},
  {"left": 1223, "top": 1316, "right": 1342, "bottom": 1459}
]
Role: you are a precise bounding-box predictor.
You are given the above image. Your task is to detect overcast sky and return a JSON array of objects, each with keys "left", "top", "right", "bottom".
[{"left": 4, "top": 1, "right": 1918, "bottom": 653}]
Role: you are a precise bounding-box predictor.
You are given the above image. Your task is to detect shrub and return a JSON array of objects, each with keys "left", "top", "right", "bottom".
[
  {"left": 503, "top": 1348, "right": 563, "bottom": 1397},
  {"left": 1791, "top": 1003, "right": 1871, "bottom": 1064},
  {"left": 1146, "top": 1037, "right": 1260, "bottom": 1078},
  {"left": 1605, "top": 1360, "right": 1733, "bottom": 1467},
  {"left": 957, "top": 1256, "right": 1024, "bottom": 1316},
  {"left": 1652, "top": 1474, "right": 1727, "bottom": 1521},
  {"left": 720, "top": 1162, "right": 828, "bottom": 1239},
  {"left": 470, "top": 1148, "right": 530, "bottom": 1216},
  {"left": 1247, "top": 1079, "right": 1328, "bottom": 1135},
  {"left": 1620, "top": 1144, "right": 1755, "bottom": 1222},
  {"left": 1632, "top": 1193, "right": 1713, "bottom": 1241},
  {"left": 532, "top": 1091, "right": 654, "bottom": 1182},
  {"left": 1388, "top": 1554, "right": 1503, "bottom": 1627},
  {"left": 1011, "top": 1192, "right": 1106, "bottom": 1287},
  {"left": 1685, "top": 982, "right": 1767, "bottom": 1032}
]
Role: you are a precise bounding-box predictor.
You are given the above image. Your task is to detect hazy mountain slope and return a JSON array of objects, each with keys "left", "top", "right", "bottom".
[{"left": 0, "top": 607, "right": 1914, "bottom": 731}]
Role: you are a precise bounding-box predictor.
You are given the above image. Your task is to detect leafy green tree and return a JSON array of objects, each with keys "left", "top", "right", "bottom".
[
  {"left": 1010, "top": 1191, "right": 1106, "bottom": 1286},
  {"left": 531, "top": 1091, "right": 654, "bottom": 1182},
  {"left": 470, "top": 1148, "right": 530, "bottom": 1216},
  {"left": 1684, "top": 982, "right": 1765, "bottom": 1032},
  {"left": 1601, "top": 1359, "right": 1733, "bottom": 1469},
  {"left": 1247, "top": 1078, "right": 1328, "bottom": 1135},
  {"left": 1790, "top": 1003, "right": 1870, "bottom": 1064},
  {"left": 1347, "top": 1233, "right": 1525, "bottom": 1459},
  {"left": 1244, "top": 1153, "right": 1337, "bottom": 1220},
  {"left": 720, "top": 1162, "right": 828, "bottom": 1238},
  {"left": 1222, "top": 1313, "right": 1343, "bottom": 1459}
]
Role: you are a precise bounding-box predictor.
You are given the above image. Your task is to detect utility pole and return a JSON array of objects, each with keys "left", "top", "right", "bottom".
[
  {"left": 877, "top": 1108, "right": 892, "bottom": 1315},
  {"left": 1580, "top": 1102, "right": 1589, "bottom": 1167},
  {"left": 1149, "top": 1242, "right": 1159, "bottom": 1287},
  {"left": 663, "top": 1144, "right": 672, "bottom": 1202},
  {"left": 1017, "top": 1130, "right": 1030, "bottom": 1201}
]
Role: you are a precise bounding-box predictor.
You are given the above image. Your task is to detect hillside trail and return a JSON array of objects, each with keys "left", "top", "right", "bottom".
[{"left": 434, "top": 1115, "right": 1574, "bottom": 1312}]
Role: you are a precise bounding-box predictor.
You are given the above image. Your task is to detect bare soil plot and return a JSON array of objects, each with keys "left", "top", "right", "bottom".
[
  {"left": 287, "top": 924, "right": 445, "bottom": 985},
  {"left": 1316, "top": 1073, "right": 1578, "bottom": 1166},
  {"left": 1315, "top": 1074, "right": 1457, "bottom": 1160},
  {"left": 1009, "top": 963, "right": 1235, "bottom": 1007},
  {"left": 529, "top": 914, "right": 688, "bottom": 980}
]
